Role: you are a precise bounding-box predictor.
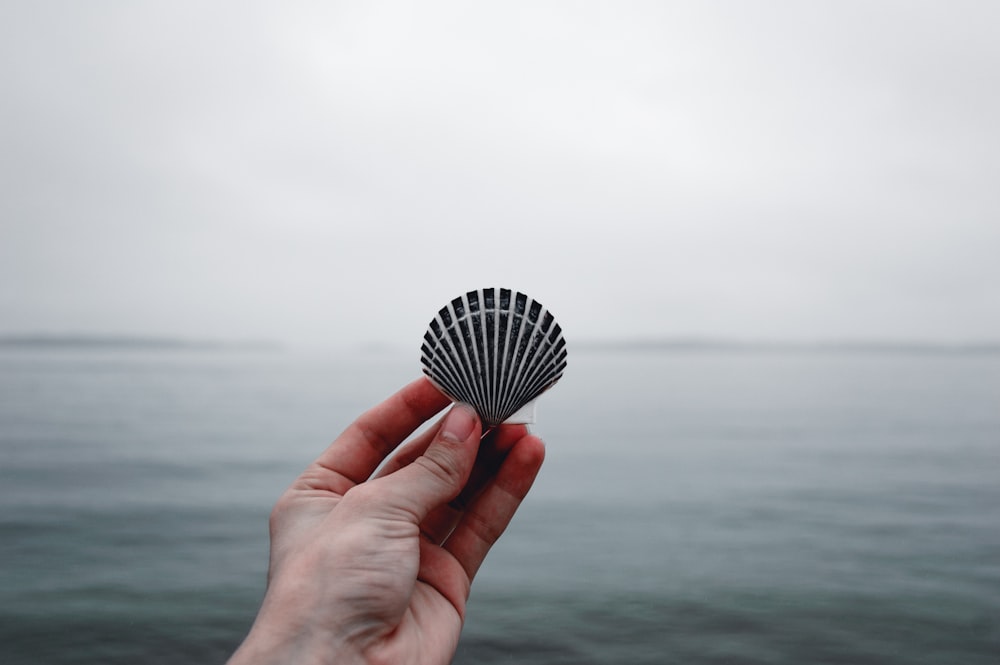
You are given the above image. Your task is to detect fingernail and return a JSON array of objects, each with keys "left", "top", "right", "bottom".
[{"left": 441, "top": 404, "right": 477, "bottom": 442}]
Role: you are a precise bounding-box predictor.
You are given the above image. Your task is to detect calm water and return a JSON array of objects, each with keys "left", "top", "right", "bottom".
[{"left": 1, "top": 347, "right": 998, "bottom": 664}]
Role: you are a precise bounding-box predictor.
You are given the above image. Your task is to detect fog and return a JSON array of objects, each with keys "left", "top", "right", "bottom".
[{"left": 2, "top": 1, "right": 998, "bottom": 349}]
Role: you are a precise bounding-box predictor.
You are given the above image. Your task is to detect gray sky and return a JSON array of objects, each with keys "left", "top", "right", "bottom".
[{"left": 2, "top": 1, "right": 998, "bottom": 349}]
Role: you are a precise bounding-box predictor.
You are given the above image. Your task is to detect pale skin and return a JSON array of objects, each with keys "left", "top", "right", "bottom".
[{"left": 228, "top": 377, "right": 546, "bottom": 665}]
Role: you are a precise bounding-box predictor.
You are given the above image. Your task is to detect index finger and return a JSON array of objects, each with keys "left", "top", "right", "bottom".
[{"left": 314, "top": 377, "right": 451, "bottom": 485}]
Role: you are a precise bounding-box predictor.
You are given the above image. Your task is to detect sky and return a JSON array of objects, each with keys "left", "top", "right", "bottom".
[{"left": 2, "top": 1, "right": 998, "bottom": 350}]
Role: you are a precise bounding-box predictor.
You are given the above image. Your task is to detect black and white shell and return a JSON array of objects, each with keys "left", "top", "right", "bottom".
[{"left": 420, "top": 288, "right": 567, "bottom": 426}]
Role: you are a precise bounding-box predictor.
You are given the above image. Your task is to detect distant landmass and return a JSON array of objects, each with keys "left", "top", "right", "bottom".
[
  {"left": 3, "top": 334, "right": 998, "bottom": 355},
  {"left": 0, "top": 334, "right": 281, "bottom": 351},
  {"left": 572, "top": 337, "right": 1000, "bottom": 355}
]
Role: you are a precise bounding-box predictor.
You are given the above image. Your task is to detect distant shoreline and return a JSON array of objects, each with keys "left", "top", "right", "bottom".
[
  {"left": 572, "top": 338, "right": 1000, "bottom": 356},
  {"left": 2, "top": 335, "right": 998, "bottom": 356},
  {"left": 0, "top": 335, "right": 281, "bottom": 352}
]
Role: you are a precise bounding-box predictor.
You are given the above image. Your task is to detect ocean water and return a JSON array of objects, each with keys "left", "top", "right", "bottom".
[{"left": 1, "top": 346, "right": 998, "bottom": 664}]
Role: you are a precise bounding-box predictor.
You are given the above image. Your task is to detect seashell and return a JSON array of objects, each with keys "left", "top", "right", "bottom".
[{"left": 421, "top": 288, "right": 567, "bottom": 426}]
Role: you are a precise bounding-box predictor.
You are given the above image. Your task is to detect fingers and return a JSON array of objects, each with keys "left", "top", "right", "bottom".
[
  {"left": 451, "top": 424, "right": 530, "bottom": 510},
  {"left": 308, "top": 378, "right": 451, "bottom": 487},
  {"left": 307, "top": 375, "right": 543, "bottom": 583},
  {"left": 416, "top": 424, "right": 531, "bottom": 545},
  {"left": 374, "top": 404, "right": 483, "bottom": 524},
  {"left": 444, "top": 432, "right": 545, "bottom": 581},
  {"left": 370, "top": 415, "right": 449, "bottom": 480}
]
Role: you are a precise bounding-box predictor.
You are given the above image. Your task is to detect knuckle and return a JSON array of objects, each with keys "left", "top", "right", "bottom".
[
  {"left": 415, "top": 448, "right": 463, "bottom": 489},
  {"left": 465, "top": 507, "right": 505, "bottom": 546},
  {"left": 340, "top": 481, "right": 379, "bottom": 509},
  {"left": 268, "top": 492, "right": 294, "bottom": 530},
  {"left": 352, "top": 421, "right": 397, "bottom": 459}
]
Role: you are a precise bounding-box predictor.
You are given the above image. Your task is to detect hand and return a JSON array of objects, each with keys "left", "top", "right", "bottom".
[{"left": 228, "top": 377, "right": 546, "bottom": 665}]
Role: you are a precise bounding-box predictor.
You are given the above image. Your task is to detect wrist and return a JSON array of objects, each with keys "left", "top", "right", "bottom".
[
  {"left": 228, "top": 619, "right": 364, "bottom": 665},
  {"left": 227, "top": 589, "right": 365, "bottom": 665},
  {"left": 228, "top": 632, "right": 357, "bottom": 665}
]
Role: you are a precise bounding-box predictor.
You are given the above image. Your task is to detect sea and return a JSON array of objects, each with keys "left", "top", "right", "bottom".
[{"left": 1, "top": 344, "right": 998, "bottom": 664}]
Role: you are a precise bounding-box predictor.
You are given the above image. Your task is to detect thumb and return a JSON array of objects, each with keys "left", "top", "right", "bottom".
[{"left": 381, "top": 403, "right": 481, "bottom": 523}]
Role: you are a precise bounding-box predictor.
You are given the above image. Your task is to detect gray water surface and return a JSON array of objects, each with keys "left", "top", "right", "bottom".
[{"left": 1, "top": 348, "right": 998, "bottom": 664}]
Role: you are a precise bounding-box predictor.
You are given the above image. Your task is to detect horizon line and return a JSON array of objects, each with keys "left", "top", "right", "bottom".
[
  {"left": 2, "top": 333, "right": 999, "bottom": 355},
  {"left": 571, "top": 336, "right": 1000, "bottom": 355},
  {"left": 0, "top": 333, "right": 282, "bottom": 351}
]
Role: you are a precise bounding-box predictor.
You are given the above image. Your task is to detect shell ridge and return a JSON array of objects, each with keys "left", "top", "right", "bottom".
[
  {"left": 505, "top": 322, "right": 550, "bottom": 407},
  {"left": 496, "top": 288, "right": 528, "bottom": 423},
  {"left": 523, "top": 338, "right": 567, "bottom": 392},
  {"left": 490, "top": 308, "right": 508, "bottom": 422},
  {"left": 503, "top": 292, "right": 532, "bottom": 420},
  {"left": 483, "top": 289, "right": 498, "bottom": 422},
  {"left": 497, "top": 293, "right": 533, "bottom": 421},
  {"left": 504, "top": 327, "right": 563, "bottom": 417},
  {"left": 455, "top": 298, "right": 487, "bottom": 412},
  {"left": 490, "top": 291, "right": 505, "bottom": 423},
  {"left": 495, "top": 313, "right": 521, "bottom": 421},
  {"left": 461, "top": 291, "right": 492, "bottom": 414},
  {"left": 425, "top": 337, "right": 474, "bottom": 406},
  {"left": 429, "top": 312, "right": 477, "bottom": 405},
  {"left": 506, "top": 367, "right": 561, "bottom": 419},
  {"left": 495, "top": 292, "right": 520, "bottom": 423},
  {"left": 517, "top": 353, "right": 566, "bottom": 400},
  {"left": 448, "top": 295, "right": 477, "bottom": 390},
  {"left": 497, "top": 337, "right": 548, "bottom": 421},
  {"left": 421, "top": 288, "right": 566, "bottom": 427},
  {"left": 490, "top": 289, "right": 510, "bottom": 419},
  {"left": 516, "top": 341, "right": 567, "bottom": 405},
  {"left": 443, "top": 300, "right": 480, "bottom": 408},
  {"left": 504, "top": 369, "right": 550, "bottom": 421},
  {"left": 467, "top": 291, "right": 491, "bottom": 416}
]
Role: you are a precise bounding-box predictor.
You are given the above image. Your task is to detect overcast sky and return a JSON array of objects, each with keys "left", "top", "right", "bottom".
[{"left": 2, "top": 1, "right": 998, "bottom": 349}]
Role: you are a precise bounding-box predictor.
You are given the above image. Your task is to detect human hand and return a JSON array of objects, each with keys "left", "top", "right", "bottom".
[{"left": 228, "top": 377, "right": 546, "bottom": 665}]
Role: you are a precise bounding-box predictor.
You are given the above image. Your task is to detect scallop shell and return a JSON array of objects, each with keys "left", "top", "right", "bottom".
[{"left": 420, "top": 288, "right": 567, "bottom": 426}]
